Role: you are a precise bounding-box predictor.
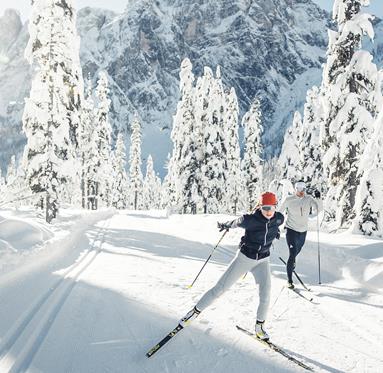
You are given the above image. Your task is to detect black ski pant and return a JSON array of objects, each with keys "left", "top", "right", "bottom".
[{"left": 286, "top": 228, "right": 307, "bottom": 283}]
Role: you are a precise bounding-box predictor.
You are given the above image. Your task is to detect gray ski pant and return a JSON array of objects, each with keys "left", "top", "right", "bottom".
[{"left": 196, "top": 251, "right": 271, "bottom": 321}]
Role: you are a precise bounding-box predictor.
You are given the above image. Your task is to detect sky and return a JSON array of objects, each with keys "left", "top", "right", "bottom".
[{"left": 0, "top": 0, "right": 382, "bottom": 22}]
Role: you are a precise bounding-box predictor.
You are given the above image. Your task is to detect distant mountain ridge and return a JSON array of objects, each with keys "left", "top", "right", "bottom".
[{"left": 0, "top": 1, "right": 382, "bottom": 176}]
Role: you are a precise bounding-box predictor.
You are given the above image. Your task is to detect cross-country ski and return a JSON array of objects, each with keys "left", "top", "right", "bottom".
[
  {"left": 286, "top": 286, "right": 315, "bottom": 303},
  {"left": 236, "top": 325, "right": 314, "bottom": 371}
]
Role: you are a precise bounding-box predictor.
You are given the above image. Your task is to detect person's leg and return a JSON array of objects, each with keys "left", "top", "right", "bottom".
[
  {"left": 286, "top": 228, "right": 298, "bottom": 283},
  {"left": 250, "top": 257, "right": 271, "bottom": 322},
  {"left": 295, "top": 231, "right": 307, "bottom": 257},
  {"left": 196, "top": 251, "right": 254, "bottom": 311}
]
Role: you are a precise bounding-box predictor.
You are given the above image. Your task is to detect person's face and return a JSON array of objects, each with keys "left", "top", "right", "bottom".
[
  {"left": 261, "top": 205, "right": 276, "bottom": 219},
  {"left": 296, "top": 189, "right": 305, "bottom": 198}
]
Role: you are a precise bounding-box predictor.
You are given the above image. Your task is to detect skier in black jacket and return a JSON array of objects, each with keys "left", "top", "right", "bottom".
[{"left": 180, "top": 192, "right": 284, "bottom": 340}]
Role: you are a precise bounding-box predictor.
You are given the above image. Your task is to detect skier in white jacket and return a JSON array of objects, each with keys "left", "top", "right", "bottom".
[{"left": 279, "top": 181, "right": 323, "bottom": 288}]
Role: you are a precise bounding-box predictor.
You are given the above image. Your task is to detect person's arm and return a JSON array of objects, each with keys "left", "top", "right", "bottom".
[
  {"left": 275, "top": 212, "right": 285, "bottom": 239},
  {"left": 279, "top": 198, "right": 288, "bottom": 214},
  {"left": 309, "top": 195, "right": 323, "bottom": 216},
  {"left": 217, "top": 216, "right": 246, "bottom": 231}
]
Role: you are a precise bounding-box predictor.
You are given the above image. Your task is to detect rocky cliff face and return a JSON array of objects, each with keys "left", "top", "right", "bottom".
[
  {"left": 0, "top": 9, "right": 32, "bottom": 173},
  {"left": 0, "top": 1, "right": 382, "bottom": 176}
]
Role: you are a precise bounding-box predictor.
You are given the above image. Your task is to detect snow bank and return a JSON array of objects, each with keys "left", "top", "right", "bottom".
[
  {"left": 0, "top": 210, "right": 54, "bottom": 273},
  {"left": 0, "top": 217, "right": 52, "bottom": 252}
]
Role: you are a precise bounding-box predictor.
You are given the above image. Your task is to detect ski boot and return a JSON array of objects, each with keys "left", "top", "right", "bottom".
[
  {"left": 180, "top": 306, "right": 201, "bottom": 327},
  {"left": 287, "top": 281, "right": 294, "bottom": 289},
  {"left": 255, "top": 320, "right": 269, "bottom": 340}
]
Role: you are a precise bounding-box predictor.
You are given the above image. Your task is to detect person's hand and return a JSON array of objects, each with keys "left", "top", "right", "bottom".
[
  {"left": 276, "top": 232, "right": 280, "bottom": 240},
  {"left": 314, "top": 189, "right": 321, "bottom": 199},
  {"left": 217, "top": 222, "right": 230, "bottom": 232}
]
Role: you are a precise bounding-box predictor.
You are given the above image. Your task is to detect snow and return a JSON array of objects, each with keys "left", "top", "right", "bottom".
[{"left": 0, "top": 208, "right": 382, "bottom": 372}]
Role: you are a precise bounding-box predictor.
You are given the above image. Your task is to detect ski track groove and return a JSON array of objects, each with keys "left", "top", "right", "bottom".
[
  {"left": 272, "top": 277, "right": 383, "bottom": 372},
  {"left": 0, "top": 217, "right": 111, "bottom": 373},
  {"left": 313, "top": 290, "right": 383, "bottom": 353}
]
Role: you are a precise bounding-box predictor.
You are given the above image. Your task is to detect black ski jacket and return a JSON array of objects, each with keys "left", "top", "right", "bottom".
[{"left": 229, "top": 209, "right": 284, "bottom": 260}]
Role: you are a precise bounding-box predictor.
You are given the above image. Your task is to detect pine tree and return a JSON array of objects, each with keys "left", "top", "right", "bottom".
[
  {"left": 278, "top": 111, "right": 302, "bottom": 184},
  {"left": 6, "top": 155, "right": 17, "bottom": 187},
  {"left": 161, "top": 153, "right": 177, "bottom": 210},
  {"left": 112, "top": 133, "right": 129, "bottom": 209},
  {"left": 321, "top": 0, "right": 380, "bottom": 228},
  {"left": 0, "top": 169, "right": 5, "bottom": 200},
  {"left": 154, "top": 173, "right": 162, "bottom": 209},
  {"left": 143, "top": 155, "right": 159, "bottom": 210},
  {"left": 168, "top": 58, "right": 202, "bottom": 213},
  {"left": 225, "top": 87, "right": 241, "bottom": 214},
  {"left": 95, "top": 71, "right": 113, "bottom": 208},
  {"left": 22, "top": 0, "right": 83, "bottom": 223},
  {"left": 353, "top": 110, "right": 383, "bottom": 236},
  {"left": 242, "top": 98, "right": 263, "bottom": 211},
  {"left": 128, "top": 114, "right": 143, "bottom": 210},
  {"left": 80, "top": 76, "right": 98, "bottom": 209},
  {"left": 199, "top": 67, "right": 227, "bottom": 214},
  {"left": 300, "top": 86, "right": 324, "bottom": 190}
]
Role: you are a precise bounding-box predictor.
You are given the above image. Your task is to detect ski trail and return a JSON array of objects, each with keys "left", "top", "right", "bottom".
[{"left": 0, "top": 217, "right": 111, "bottom": 373}]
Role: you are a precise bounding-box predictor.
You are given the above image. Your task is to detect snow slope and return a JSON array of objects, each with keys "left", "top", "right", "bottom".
[{"left": 0, "top": 209, "right": 382, "bottom": 372}]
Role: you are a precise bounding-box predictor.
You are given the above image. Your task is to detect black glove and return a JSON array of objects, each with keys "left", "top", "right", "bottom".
[
  {"left": 276, "top": 231, "right": 280, "bottom": 240},
  {"left": 217, "top": 222, "right": 230, "bottom": 232},
  {"left": 314, "top": 190, "right": 321, "bottom": 199}
]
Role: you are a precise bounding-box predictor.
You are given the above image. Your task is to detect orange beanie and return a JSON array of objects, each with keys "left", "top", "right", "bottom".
[{"left": 260, "top": 192, "right": 278, "bottom": 206}]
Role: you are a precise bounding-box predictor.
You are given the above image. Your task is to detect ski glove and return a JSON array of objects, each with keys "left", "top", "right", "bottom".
[
  {"left": 314, "top": 190, "right": 321, "bottom": 199},
  {"left": 217, "top": 222, "right": 231, "bottom": 232}
]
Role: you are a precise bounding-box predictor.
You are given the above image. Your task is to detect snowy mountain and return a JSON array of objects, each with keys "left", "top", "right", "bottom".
[{"left": 0, "top": 1, "right": 382, "bottom": 176}]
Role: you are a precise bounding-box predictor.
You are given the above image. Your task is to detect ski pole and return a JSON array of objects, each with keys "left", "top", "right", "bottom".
[
  {"left": 188, "top": 229, "right": 228, "bottom": 288},
  {"left": 271, "top": 285, "right": 285, "bottom": 311},
  {"left": 317, "top": 213, "right": 321, "bottom": 284}
]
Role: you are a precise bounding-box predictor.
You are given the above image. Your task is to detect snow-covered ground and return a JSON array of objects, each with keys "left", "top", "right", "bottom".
[{"left": 0, "top": 208, "right": 382, "bottom": 372}]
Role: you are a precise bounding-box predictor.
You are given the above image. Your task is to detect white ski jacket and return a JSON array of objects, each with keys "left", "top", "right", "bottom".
[{"left": 279, "top": 194, "right": 323, "bottom": 233}]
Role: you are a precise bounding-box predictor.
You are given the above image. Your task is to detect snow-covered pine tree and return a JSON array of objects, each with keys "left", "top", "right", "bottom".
[
  {"left": 95, "top": 71, "right": 114, "bottom": 208},
  {"left": 167, "top": 58, "right": 202, "bottom": 213},
  {"left": 154, "top": 173, "right": 162, "bottom": 210},
  {"left": 22, "top": 0, "right": 82, "bottom": 223},
  {"left": 79, "top": 76, "right": 96, "bottom": 208},
  {"left": 0, "top": 169, "right": 5, "bottom": 200},
  {"left": 300, "top": 86, "right": 324, "bottom": 190},
  {"left": 161, "top": 153, "right": 177, "bottom": 211},
  {"left": 224, "top": 87, "right": 241, "bottom": 214},
  {"left": 262, "top": 157, "right": 280, "bottom": 192},
  {"left": 4, "top": 155, "right": 28, "bottom": 204},
  {"left": 143, "top": 155, "right": 158, "bottom": 210},
  {"left": 128, "top": 114, "right": 143, "bottom": 210},
  {"left": 353, "top": 109, "right": 383, "bottom": 236},
  {"left": 199, "top": 66, "right": 227, "bottom": 214},
  {"left": 321, "top": 0, "right": 381, "bottom": 228},
  {"left": 112, "top": 132, "right": 129, "bottom": 209},
  {"left": 278, "top": 111, "right": 302, "bottom": 184},
  {"left": 6, "top": 155, "right": 17, "bottom": 187},
  {"left": 241, "top": 98, "right": 264, "bottom": 211}
]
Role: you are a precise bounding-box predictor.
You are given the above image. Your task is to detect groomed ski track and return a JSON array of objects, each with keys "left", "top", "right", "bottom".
[{"left": 0, "top": 210, "right": 382, "bottom": 372}]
